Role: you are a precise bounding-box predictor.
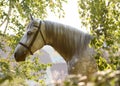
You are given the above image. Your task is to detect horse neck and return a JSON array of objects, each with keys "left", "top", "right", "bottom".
[{"left": 44, "top": 21, "right": 91, "bottom": 62}]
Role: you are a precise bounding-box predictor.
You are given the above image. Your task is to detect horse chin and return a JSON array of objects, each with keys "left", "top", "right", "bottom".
[{"left": 15, "top": 58, "right": 26, "bottom": 62}]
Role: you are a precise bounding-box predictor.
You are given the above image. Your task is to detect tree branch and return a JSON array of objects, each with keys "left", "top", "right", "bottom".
[
  {"left": 3, "top": 0, "right": 12, "bottom": 34},
  {"left": 3, "top": 17, "right": 9, "bottom": 34},
  {"left": 0, "top": 17, "right": 7, "bottom": 27}
]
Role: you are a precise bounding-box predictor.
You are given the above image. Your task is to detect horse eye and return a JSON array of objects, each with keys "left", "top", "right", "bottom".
[{"left": 27, "top": 31, "right": 32, "bottom": 35}]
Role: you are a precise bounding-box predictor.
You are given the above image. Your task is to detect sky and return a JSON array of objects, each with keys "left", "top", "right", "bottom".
[
  {"left": 46, "top": 0, "right": 87, "bottom": 32},
  {"left": 47, "top": 1, "right": 80, "bottom": 27}
]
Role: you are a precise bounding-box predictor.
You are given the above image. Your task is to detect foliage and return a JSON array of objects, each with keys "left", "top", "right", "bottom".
[
  {"left": 0, "top": 0, "right": 67, "bottom": 85},
  {"left": 60, "top": 70, "right": 120, "bottom": 86},
  {"left": 0, "top": 0, "right": 67, "bottom": 31},
  {"left": 0, "top": 0, "right": 67, "bottom": 48},
  {"left": 0, "top": 36, "right": 51, "bottom": 86},
  {"left": 0, "top": 0, "right": 120, "bottom": 85},
  {"left": 0, "top": 58, "right": 51, "bottom": 86},
  {"left": 78, "top": 0, "right": 120, "bottom": 70}
]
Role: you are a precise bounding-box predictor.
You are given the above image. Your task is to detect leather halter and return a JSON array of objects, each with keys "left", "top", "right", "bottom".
[{"left": 19, "top": 21, "right": 46, "bottom": 55}]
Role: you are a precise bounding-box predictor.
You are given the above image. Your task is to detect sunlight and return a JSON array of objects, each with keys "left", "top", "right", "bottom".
[
  {"left": 46, "top": 0, "right": 88, "bottom": 33},
  {"left": 0, "top": 0, "right": 88, "bottom": 35}
]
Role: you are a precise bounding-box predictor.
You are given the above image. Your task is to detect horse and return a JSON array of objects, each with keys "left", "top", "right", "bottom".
[{"left": 14, "top": 15, "right": 97, "bottom": 78}]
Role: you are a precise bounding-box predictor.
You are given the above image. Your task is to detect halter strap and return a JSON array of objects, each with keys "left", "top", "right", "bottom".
[
  {"left": 19, "top": 21, "right": 46, "bottom": 55},
  {"left": 19, "top": 42, "right": 33, "bottom": 55}
]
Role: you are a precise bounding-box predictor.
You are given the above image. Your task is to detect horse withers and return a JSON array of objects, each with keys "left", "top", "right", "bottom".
[{"left": 14, "top": 15, "right": 97, "bottom": 78}]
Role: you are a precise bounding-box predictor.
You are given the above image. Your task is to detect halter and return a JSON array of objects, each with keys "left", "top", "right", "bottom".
[{"left": 19, "top": 21, "right": 46, "bottom": 55}]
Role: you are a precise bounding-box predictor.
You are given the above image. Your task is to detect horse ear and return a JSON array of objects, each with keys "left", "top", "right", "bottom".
[{"left": 29, "top": 14, "right": 34, "bottom": 20}]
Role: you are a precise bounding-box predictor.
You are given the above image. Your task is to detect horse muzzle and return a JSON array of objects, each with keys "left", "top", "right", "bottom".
[{"left": 14, "top": 51, "right": 27, "bottom": 62}]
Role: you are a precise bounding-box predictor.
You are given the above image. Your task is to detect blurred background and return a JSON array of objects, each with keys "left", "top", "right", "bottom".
[{"left": 0, "top": 0, "right": 120, "bottom": 86}]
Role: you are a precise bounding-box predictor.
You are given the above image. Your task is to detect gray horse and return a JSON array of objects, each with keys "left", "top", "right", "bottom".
[{"left": 14, "top": 15, "right": 97, "bottom": 78}]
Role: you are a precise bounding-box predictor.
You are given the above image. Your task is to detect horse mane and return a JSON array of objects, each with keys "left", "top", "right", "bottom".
[{"left": 44, "top": 20, "right": 91, "bottom": 60}]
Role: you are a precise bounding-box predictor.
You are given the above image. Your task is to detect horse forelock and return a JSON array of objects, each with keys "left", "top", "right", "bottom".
[
  {"left": 44, "top": 20, "right": 91, "bottom": 60},
  {"left": 26, "top": 19, "right": 41, "bottom": 30}
]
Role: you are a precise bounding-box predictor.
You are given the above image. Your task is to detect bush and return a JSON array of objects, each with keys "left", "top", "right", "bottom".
[
  {"left": 56, "top": 70, "right": 120, "bottom": 86},
  {"left": 0, "top": 35, "right": 51, "bottom": 86}
]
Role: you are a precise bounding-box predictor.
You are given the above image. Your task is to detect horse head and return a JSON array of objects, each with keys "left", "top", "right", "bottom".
[{"left": 14, "top": 15, "right": 46, "bottom": 61}]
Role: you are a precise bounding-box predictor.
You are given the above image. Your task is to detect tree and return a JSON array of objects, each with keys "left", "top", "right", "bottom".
[
  {"left": 78, "top": 0, "right": 120, "bottom": 70},
  {"left": 0, "top": 0, "right": 67, "bottom": 85},
  {"left": 0, "top": 0, "right": 66, "bottom": 34},
  {"left": 0, "top": 0, "right": 67, "bottom": 48}
]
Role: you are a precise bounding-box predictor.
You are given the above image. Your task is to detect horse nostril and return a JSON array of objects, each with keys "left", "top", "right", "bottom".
[{"left": 14, "top": 51, "right": 26, "bottom": 62}]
